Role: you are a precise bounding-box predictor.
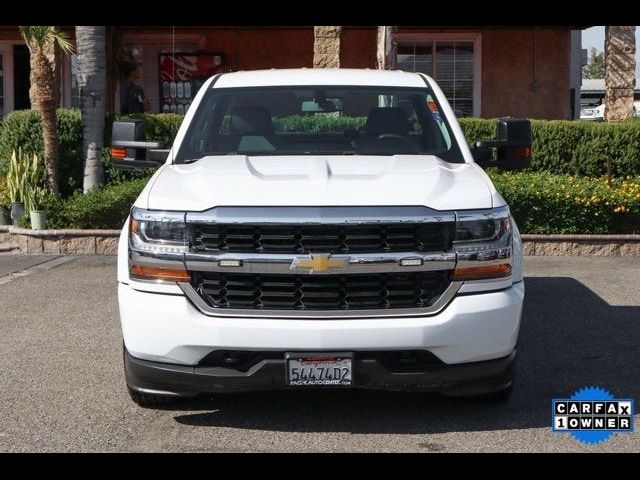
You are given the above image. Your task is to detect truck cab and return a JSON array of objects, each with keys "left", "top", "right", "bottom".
[{"left": 113, "top": 69, "right": 529, "bottom": 406}]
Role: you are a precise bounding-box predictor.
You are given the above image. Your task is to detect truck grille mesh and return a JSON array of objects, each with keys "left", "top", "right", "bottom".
[
  {"left": 190, "top": 223, "right": 453, "bottom": 254},
  {"left": 191, "top": 271, "right": 451, "bottom": 311}
]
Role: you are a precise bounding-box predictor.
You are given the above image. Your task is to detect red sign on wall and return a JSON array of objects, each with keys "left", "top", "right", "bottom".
[{"left": 159, "top": 53, "right": 223, "bottom": 114}]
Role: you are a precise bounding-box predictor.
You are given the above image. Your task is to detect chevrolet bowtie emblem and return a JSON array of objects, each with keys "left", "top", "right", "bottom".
[{"left": 291, "top": 254, "right": 348, "bottom": 274}]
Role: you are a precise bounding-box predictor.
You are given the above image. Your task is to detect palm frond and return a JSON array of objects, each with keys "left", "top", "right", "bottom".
[{"left": 18, "top": 26, "right": 75, "bottom": 56}]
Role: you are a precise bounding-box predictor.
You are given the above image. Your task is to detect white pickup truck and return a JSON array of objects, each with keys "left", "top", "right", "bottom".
[{"left": 111, "top": 69, "right": 530, "bottom": 406}]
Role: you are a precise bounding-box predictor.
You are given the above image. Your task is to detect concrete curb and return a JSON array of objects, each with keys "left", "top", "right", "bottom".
[{"left": 1, "top": 227, "right": 639, "bottom": 256}]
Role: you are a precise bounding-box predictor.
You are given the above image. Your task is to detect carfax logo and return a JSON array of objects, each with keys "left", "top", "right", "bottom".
[{"left": 552, "top": 386, "right": 634, "bottom": 444}]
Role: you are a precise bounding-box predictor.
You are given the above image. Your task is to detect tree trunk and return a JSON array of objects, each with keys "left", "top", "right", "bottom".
[
  {"left": 604, "top": 26, "right": 636, "bottom": 122},
  {"left": 29, "top": 48, "right": 59, "bottom": 194},
  {"left": 313, "top": 26, "right": 341, "bottom": 68},
  {"left": 76, "top": 26, "right": 106, "bottom": 192},
  {"left": 376, "top": 26, "right": 394, "bottom": 69}
]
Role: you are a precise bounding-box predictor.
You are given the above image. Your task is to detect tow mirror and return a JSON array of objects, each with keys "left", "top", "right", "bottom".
[
  {"left": 110, "top": 119, "right": 169, "bottom": 171},
  {"left": 472, "top": 118, "right": 532, "bottom": 171}
]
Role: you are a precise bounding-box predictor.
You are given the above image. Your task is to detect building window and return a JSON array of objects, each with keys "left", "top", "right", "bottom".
[{"left": 397, "top": 39, "right": 477, "bottom": 117}]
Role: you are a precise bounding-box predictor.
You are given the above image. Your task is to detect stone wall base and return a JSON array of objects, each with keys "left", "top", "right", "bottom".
[{"left": 0, "top": 227, "right": 120, "bottom": 255}]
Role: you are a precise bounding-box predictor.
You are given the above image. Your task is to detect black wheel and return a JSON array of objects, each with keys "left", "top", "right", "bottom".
[{"left": 127, "top": 386, "right": 178, "bottom": 408}]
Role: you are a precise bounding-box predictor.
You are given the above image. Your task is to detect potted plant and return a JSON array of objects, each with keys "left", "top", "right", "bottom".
[
  {"left": 6, "top": 150, "right": 27, "bottom": 226},
  {"left": 0, "top": 178, "right": 10, "bottom": 225},
  {"left": 19, "top": 152, "right": 48, "bottom": 230},
  {"left": 29, "top": 187, "right": 48, "bottom": 230}
]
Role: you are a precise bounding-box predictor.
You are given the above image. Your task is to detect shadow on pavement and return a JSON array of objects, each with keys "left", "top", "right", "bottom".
[{"left": 171, "top": 277, "right": 640, "bottom": 433}]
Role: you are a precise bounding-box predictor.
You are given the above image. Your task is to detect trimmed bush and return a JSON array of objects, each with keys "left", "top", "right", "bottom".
[
  {"left": 0, "top": 110, "right": 184, "bottom": 197},
  {"left": 273, "top": 115, "right": 366, "bottom": 132},
  {"left": 488, "top": 171, "right": 640, "bottom": 234},
  {"left": 459, "top": 118, "right": 640, "bottom": 177},
  {"left": 39, "top": 170, "right": 640, "bottom": 235},
  {"left": 44, "top": 177, "right": 150, "bottom": 229},
  {"left": 0, "top": 109, "right": 83, "bottom": 197}
]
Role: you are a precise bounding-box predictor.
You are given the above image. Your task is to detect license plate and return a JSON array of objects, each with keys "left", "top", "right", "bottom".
[{"left": 286, "top": 352, "right": 353, "bottom": 386}]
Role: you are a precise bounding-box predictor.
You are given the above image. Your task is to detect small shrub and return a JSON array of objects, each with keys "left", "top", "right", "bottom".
[{"left": 45, "top": 177, "right": 150, "bottom": 229}]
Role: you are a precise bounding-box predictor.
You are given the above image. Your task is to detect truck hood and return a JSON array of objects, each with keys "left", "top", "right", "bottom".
[{"left": 144, "top": 155, "right": 494, "bottom": 211}]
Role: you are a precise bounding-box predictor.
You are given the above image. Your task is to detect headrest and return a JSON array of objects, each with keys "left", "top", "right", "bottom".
[
  {"left": 365, "top": 107, "right": 409, "bottom": 136},
  {"left": 231, "top": 106, "right": 274, "bottom": 135}
]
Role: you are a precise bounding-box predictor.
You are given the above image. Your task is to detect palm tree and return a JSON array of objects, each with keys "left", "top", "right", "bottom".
[
  {"left": 604, "top": 26, "right": 636, "bottom": 122},
  {"left": 19, "top": 26, "right": 73, "bottom": 194},
  {"left": 76, "top": 26, "right": 106, "bottom": 192},
  {"left": 376, "top": 26, "right": 395, "bottom": 69}
]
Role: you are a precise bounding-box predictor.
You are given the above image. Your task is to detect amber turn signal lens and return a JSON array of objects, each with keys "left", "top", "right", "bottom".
[
  {"left": 453, "top": 263, "right": 511, "bottom": 281},
  {"left": 111, "top": 147, "right": 127, "bottom": 158},
  {"left": 130, "top": 264, "right": 191, "bottom": 282}
]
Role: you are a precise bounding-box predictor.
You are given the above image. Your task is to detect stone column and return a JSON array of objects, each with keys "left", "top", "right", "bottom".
[
  {"left": 313, "top": 26, "right": 341, "bottom": 68},
  {"left": 604, "top": 26, "right": 636, "bottom": 122}
]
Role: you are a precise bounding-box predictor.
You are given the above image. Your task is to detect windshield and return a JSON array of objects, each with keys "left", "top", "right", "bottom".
[{"left": 175, "top": 85, "right": 465, "bottom": 163}]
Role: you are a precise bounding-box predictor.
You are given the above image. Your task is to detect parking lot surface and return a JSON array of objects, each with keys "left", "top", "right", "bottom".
[{"left": 0, "top": 255, "right": 638, "bottom": 452}]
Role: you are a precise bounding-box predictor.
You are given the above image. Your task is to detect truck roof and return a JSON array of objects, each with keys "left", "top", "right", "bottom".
[{"left": 212, "top": 68, "right": 429, "bottom": 89}]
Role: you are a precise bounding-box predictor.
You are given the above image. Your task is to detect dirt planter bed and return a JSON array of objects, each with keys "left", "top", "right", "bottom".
[{"left": 2, "top": 227, "right": 640, "bottom": 256}]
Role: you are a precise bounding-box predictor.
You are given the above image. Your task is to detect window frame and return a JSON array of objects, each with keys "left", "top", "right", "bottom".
[{"left": 395, "top": 32, "right": 482, "bottom": 118}]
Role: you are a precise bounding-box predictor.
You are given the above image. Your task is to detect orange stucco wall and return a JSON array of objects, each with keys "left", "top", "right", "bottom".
[
  {"left": 0, "top": 26, "right": 574, "bottom": 119},
  {"left": 480, "top": 28, "right": 571, "bottom": 119}
]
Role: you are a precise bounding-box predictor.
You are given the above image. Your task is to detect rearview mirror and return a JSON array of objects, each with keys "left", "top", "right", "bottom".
[
  {"left": 473, "top": 118, "right": 532, "bottom": 171},
  {"left": 110, "top": 119, "right": 169, "bottom": 171}
]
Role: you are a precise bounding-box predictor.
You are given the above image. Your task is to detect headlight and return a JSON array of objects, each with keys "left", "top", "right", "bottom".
[
  {"left": 129, "top": 207, "right": 190, "bottom": 282},
  {"left": 453, "top": 206, "right": 512, "bottom": 281},
  {"left": 129, "top": 207, "right": 188, "bottom": 254}
]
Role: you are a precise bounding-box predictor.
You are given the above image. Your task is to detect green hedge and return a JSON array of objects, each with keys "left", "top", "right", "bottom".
[
  {"left": 0, "top": 109, "right": 184, "bottom": 197},
  {"left": 0, "top": 109, "right": 83, "bottom": 197},
  {"left": 43, "top": 177, "right": 150, "bottom": 229},
  {"left": 6, "top": 110, "right": 640, "bottom": 204},
  {"left": 488, "top": 171, "right": 640, "bottom": 234},
  {"left": 39, "top": 171, "right": 640, "bottom": 234},
  {"left": 459, "top": 118, "right": 640, "bottom": 177},
  {"left": 273, "top": 115, "right": 366, "bottom": 132}
]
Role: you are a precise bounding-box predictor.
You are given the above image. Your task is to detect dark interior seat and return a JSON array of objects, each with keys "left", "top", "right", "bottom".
[
  {"left": 353, "top": 107, "right": 418, "bottom": 153},
  {"left": 231, "top": 106, "right": 275, "bottom": 135},
  {"left": 214, "top": 106, "right": 279, "bottom": 153}
]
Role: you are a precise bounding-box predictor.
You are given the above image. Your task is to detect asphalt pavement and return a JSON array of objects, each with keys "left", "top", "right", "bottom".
[{"left": 0, "top": 255, "right": 638, "bottom": 452}]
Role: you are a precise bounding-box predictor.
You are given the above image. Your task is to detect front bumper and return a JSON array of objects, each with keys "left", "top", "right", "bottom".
[
  {"left": 119, "top": 280, "right": 524, "bottom": 367},
  {"left": 125, "top": 347, "right": 517, "bottom": 396}
]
